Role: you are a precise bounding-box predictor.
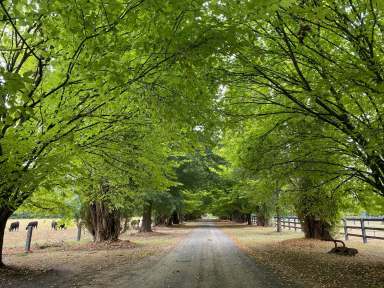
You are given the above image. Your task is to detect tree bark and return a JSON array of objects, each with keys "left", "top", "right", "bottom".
[
  {"left": 276, "top": 211, "right": 282, "bottom": 232},
  {"left": 276, "top": 216, "right": 282, "bottom": 232},
  {"left": 179, "top": 211, "right": 184, "bottom": 224},
  {"left": 89, "top": 202, "right": 121, "bottom": 241},
  {"left": 256, "top": 214, "right": 267, "bottom": 226},
  {"left": 140, "top": 201, "right": 152, "bottom": 232},
  {"left": 81, "top": 178, "right": 122, "bottom": 242},
  {"left": 0, "top": 207, "right": 13, "bottom": 266},
  {"left": 155, "top": 214, "right": 167, "bottom": 226},
  {"left": 246, "top": 213, "right": 252, "bottom": 225},
  {"left": 275, "top": 186, "right": 282, "bottom": 232},
  {"left": 231, "top": 211, "right": 244, "bottom": 223},
  {"left": 301, "top": 215, "right": 332, "bottom": 240},
  {"left": 166, "top": 217, "right": 173, "bottom": 227},
  {"left": 171, "top": 211, "right": 180, "bottom": 225}
]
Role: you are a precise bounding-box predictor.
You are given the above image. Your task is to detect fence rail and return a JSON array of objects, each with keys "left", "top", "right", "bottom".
[{"left": 272, "top": 216, "right": 384, "bottom": 244}]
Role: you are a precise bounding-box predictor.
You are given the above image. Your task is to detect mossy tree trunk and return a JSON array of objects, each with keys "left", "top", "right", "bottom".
[
  {"left": 140, "top": 201, "right": 152, "bottom": 232},
  {"left": 246, "top": 213, "right": 252, "bottom": 225},
  {"left": 300, "top": 215, "right": 332, "bottom": 240},
  {"left": 171, "top": 211, "right": 180, "bottom": 225},
  {"left": 82, "top": 179, "right": 121, "bottom": 242},
  {"left": 0, "top": 207, "right": 13, "bottom": 266},
  {"left": 88, "top": 202, "right": 121, "bottom": 241}
]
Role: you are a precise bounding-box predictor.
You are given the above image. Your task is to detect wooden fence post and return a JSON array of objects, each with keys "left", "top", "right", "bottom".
[
  {"left": 25, "top": 226, "right": 33, "bottom": 252},
  {"left": 288, "top": 218, "right": 291, "bottom": 230},
  {"left": 294, "top": 218, "right": 297, "bottom": 231},
  {"left": 360, "top": 218, "right": 367, "bottom": 244},
  {"left": 342, "top": 219, "right": 348, "bottom": 240}
]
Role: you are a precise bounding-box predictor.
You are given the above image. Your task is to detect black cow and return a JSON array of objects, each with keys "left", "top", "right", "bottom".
[
  {"left": 9, "top": 221, "right": 19, "bottom": 232},
  {"left": 58, "top": 223, "right": 66, "bottom": 230},
  {"left": 51, "top": 221, "right": 58, "bottom": 230},
  {"left": 26, "top": 221, "right": 38, "bottom": 230}
]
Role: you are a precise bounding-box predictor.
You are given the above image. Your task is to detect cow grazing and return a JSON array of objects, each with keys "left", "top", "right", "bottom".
[
  {"left": 26, "top": 221, "right": 38, "bottom": 230},
  {"left": 58, "top": 223, "right": 66, "bottom": 230},
  {"left": 9, "top": 221, "right": 19, "bottom": 232},
  {"left": 51, "top": 221, "right": 58, "bottom": 230}
]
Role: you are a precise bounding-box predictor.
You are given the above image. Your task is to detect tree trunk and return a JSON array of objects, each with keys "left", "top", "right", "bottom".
[
  {"left": 0, "top": 207, "right": 13, "bottom": 266},
  {"left": 83, "top": 201, "right": 121, "bottom": 242},
  {"left": 171, "top": 211, "right": 180, "bottom": 225},
  {"left": 179, "top": 211, "right": 184, "bottom": 224},
  {"left": 81, "top": 178, "right": 122, "bottom": 242},
  {"left": 301, "top": 215, "right": 332, "bottom": 240},
  {"left": 155, "top": 214, "right": 167, "bottom": 226},
  {"left": 166, "top": 217, "right": 173, "bottom": 227},
  {"left": 76, "top": 223, "right": 82, "bottom": 241},
  {"left": 246, "top": 213, "right": 252, "bottom": 225},
  {"left": 140, "top": 201, "right": 152, "bottom": 232},
  {"left": 256, "top": 214, "right": 267, "bottom": 226},
  {"left": 275, "top": 186, "right": 282, "bottom": 232},
  {"left": 276, "top": 209, "right": 282, "bottom": 232},
  {"left": 231, "top": 211, "right": 244, "bottom": 223}
]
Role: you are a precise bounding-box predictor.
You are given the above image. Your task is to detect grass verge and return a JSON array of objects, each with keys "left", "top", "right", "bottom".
[
  {"left": 220, "top": 224, "right": 384, "bottom": 288},
  {"left": 1, "top": 225, "right": 190, "bottom": 288}
]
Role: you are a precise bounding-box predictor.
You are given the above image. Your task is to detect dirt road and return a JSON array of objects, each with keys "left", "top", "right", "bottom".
[{"left": 83, "top": 223, "right": 286, "bottom": 288}]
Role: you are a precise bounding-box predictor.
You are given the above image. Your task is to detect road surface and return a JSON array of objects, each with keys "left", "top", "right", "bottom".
[{"left": 100, "top": 223, "right": 286, "bottom": 288}]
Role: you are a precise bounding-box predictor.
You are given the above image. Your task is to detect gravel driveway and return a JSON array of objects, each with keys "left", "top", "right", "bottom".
[{"left": 103, "top": 223, "right": 286, "bottom": 288}]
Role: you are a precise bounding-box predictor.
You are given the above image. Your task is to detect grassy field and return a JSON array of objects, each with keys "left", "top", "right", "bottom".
[
  {"left": 3, "top": 218, "right": 93, "bottom": 252},
  {"left": 219, "top": 223, "right": 384, "bottom": 288},
  {"left": 3, "top": 218, "right": 177, "bottom": 253}
]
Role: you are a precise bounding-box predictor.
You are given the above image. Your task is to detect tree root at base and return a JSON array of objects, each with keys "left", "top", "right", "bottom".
[{"left": 326, "top": 239, "right": 358, "bottom": 256}]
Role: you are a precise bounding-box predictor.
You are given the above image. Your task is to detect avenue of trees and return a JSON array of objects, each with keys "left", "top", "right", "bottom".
[{"left": 0, "top": 0, "right": 383, "bottom": 265}]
